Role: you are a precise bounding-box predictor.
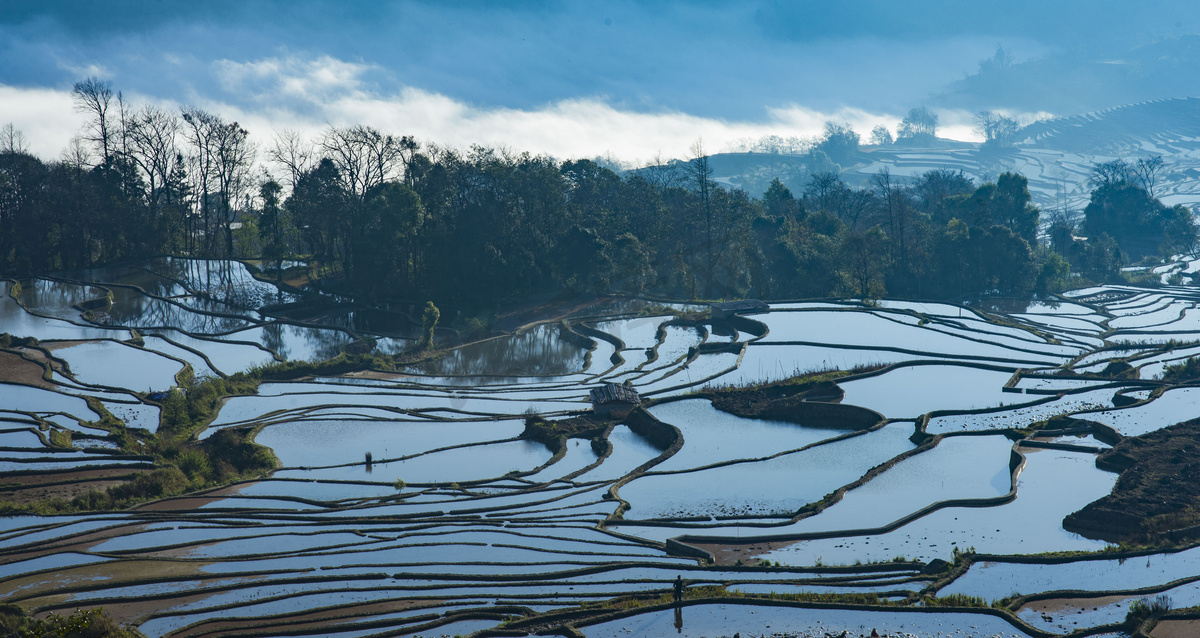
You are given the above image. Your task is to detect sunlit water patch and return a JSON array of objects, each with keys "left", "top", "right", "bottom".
[
  {"left": 838, "top": 364, "right": 1023, "bottom": 419},
  {"left": 616, "top": 422, "right": 915, "bottom": 521},
  {"left": 52, "top": 340, "right": 183, "bottom": 392},
  {"left": 1080, "top": 386, "right": 1200, "bottom": 436},
  {"left": 275, "top": 438, "right": 553, "bottom": 483},
  {"left": 781, "top": 434, "right": 1016, "bottom": 534},
  {"left": 255, "top": 418, "right": 525, "bottom": 467},
  {"left": 647, "top": 399, "right": 847, "bottom": 472},
  {"left": 757, "top": 447, "right": 1114, "bottom": 566}
]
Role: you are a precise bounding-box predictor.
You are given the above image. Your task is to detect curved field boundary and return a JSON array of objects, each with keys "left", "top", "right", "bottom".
[
  {"left": 659, "top": 438, "right": 1027, "bottom": 560},
  {"left": 502, "top": 596, "right": 1056, "bottom": 638}
]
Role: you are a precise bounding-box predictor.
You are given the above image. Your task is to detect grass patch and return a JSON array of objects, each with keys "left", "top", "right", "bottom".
[
  {"left": 47, "top": 429, "right": 73, "bottom": 449},
  {"left": 921, "top": 593, "right": 998, "bottom": 608},
  {"left": 698, "top": 366, "right": 884, "bottom": 430},
  {"left": 702, "top": 365, "right": 877, "bottom": 394}
]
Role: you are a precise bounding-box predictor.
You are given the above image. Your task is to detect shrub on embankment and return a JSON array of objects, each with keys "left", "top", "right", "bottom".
[{"left": 0, "top": 604, "right": 139, "bottom": 638}]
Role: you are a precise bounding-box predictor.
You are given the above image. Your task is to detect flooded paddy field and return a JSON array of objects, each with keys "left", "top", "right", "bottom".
[{"left": 7, "top": 259, "right": 1200, "bottom": 636}]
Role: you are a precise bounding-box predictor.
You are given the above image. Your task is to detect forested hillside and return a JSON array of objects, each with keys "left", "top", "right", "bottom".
[{"left": 1, "top": 79, "right": 1195, "bottom": 310}]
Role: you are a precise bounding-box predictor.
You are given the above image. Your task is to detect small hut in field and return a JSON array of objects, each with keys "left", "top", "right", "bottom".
[{"left": 589, "top": 383, "right": 640, "bottom": 419}]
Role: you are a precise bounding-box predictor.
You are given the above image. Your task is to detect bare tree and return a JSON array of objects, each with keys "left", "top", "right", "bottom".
[
  {"left": 115, "top": 91, "right": 132, "bottom": 164},
  {"left": 640, "top": 152, "right": 685, "bottom": 190},
  {"left": 839, "top": 186, "right": 875, "bottom": 232},
  {"left": 126, "top": 105, "right": 180, "bottom": 212},
  {"left": 0, "top": 123, "right": 29, "bottom": 154},
  {"left": 212, "top": 119, "right": 255, "bottom": 255},
  {"left": 974, "top": 111, "right": 1019, "bottom": 147},
  {"left": 1089, "top": 159, "right": 1133, "bottom": 189},
  {"left": 1133, "top": 156, "right": 1165, "bottom": 197},
  {"left": 71, "top": 77, "right": 115, "bottom": 164},
  {"left": 181, "top": 107, "right": 218, "bottom": 253},
  {"left": 181, "top": 107, "right": 254, "bottom": 255},
  {"left": 267, "top": 129, "right": 314, "bottom": 191},
  {"left": 897, "top": 106, "right": 939, "bottom": 140},
  {"left": 61, "top": 134, "right": 92, "bottom": 168},
  {"left": 804, "top": 170, "right": 842, "bottom": 213},
  {"left": 688, "top": 139, "right": 716, "bottom": 297},
  {"left": 872, "top": 168, "right": 913, "bottom": 268},
  {"left": 872, "top": 168, "right": 896, "bottom": 234},
  {"left": 320, "top": 125, "right": 406, "bottom": 202}
]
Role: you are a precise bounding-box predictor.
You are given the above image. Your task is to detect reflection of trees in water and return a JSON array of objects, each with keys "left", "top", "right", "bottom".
[
  {"left": 147, "top": 257, "right": 297, "bottom": 310},
  {"left": 21, "top": 280, "right": 106, "bottom": 318},
  {"left": 104, "top": 287, "right": 252, "bottom": 335},
  {"left": 175, "top": 294, "right": 256, "bottom": 319},
  {"left": 260, "top": 323, "right": 289, "bottom": 360},
  {"left": 348, "top": 308, "right": 421, "bottom": 339},
  {"left": 283, "top": 308, "right": 422, "bottom": 340},
  {"left": 296, "top": 325, "right": 354, "bottom": 361},
  {"left": 419, "top": 324, "right": 584, "bottom": 376},
  {"left": 249, "top": 323, "right": 354, "bottom": 362},
  {"left": 59, "top": 265, "right": 186, "bottom": 298}
]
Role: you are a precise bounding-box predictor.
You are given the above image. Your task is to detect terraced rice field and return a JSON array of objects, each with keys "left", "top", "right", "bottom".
[{"left": 6, "top": 257, "right": 1200, "bottom": 636}]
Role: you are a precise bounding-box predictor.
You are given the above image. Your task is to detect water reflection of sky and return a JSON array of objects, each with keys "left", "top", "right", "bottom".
[{"left": 9, "top": 257, "right": 1200, "bottom": 637}]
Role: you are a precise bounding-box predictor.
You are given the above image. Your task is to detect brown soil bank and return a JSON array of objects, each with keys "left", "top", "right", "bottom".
[{"left": 1065, "top": 417, "right": 1200, "bottom": 543}]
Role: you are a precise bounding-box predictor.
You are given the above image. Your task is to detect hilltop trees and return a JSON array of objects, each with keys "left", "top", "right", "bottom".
[
  {"left": 0, "top": 123, "right": 29, "bottom": 154},
  {"left": 975, "top": 111, "right": 1019, "bottom": 148},
  {"left": 1082, "top": 158, "right": 1196, "bottom": 259},
  {"left": 816, "top": 122, "right": 860, "bottom": 166},
  {"left": 869, "top": 125, "right": 893, "bottom": 146},
  {"left": 71, "top": 77, "right": 116, "bottom": 164},
  {"left": 8, "top": 75, "right": 1186, "bottom": 310},
  {"left": 180, "top": 107, "right": 255, "bottom": 255},
  {"left": 897, "top": 107, "right": 939, "bottom": 143},
  {"left": 2, "top": 112, "right": 1062, "bottom": 306}
]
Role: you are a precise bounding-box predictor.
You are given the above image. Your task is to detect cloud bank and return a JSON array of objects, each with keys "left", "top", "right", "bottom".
[{"left": 4, "top": 54, "right": 999, "bottom": 167}]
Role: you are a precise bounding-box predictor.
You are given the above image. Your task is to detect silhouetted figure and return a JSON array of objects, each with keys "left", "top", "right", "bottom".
[{"left": 673, "top": 575, "right": 683, "bottom": 605}]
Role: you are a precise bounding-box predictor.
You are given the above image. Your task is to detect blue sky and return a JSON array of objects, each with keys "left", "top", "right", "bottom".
[{"left": 2, "top": 0, "right": 1197, "bottom": 162}]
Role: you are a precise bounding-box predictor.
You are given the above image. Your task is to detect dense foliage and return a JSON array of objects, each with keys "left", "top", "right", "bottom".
[{"left": 2, "top": 78, "right": 1195, "bottom": 308}]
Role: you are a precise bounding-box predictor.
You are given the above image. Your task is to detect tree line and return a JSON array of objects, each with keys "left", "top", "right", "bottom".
[{"left": 1, "top": 77, "right": 1195, "bottom": 310}]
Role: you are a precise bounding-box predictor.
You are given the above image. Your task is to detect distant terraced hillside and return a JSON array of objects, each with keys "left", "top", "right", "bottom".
[
  {"left": 1018, "top": 97, "right": 1200, "bottom": 156},
  {"left": 696, "top": 98, "right": 1200, "bottom": 214}
]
